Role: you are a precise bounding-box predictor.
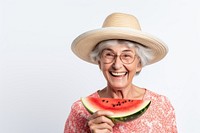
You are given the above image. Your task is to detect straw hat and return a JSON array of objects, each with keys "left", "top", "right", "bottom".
[{"left": 71, "top": 12, "right": 168, "bottom": 65}]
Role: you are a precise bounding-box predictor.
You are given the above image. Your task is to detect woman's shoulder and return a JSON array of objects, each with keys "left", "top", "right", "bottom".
[
  {"left": 65, "top": 92, "right": 99, "bottom": 132},
  {"left": 145, "top": 89, "right": 169, "bottom": 100},
  {"left": 144, "top": 89, "right": 175, "bottom": 110}
]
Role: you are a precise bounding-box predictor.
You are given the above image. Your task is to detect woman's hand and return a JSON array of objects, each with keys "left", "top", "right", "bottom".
[{"left": 88, "top": 110, "right": 115, "bottom": 133}]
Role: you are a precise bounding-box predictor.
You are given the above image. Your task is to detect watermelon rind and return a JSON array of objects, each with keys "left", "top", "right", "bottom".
[
  {"left": 110, "top": 101, "right": 151, "bottom": 122},
  {"left": 81, "top": 97, "right": 151, "bottom": 122}
]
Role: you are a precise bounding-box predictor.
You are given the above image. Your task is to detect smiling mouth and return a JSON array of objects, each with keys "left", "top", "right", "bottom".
[{"left": 110, "top": 72, "right": 128, "bottom": 77}]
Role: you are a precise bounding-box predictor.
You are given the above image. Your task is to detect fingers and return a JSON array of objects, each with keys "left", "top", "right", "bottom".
[
  {"left": 88, "top": 110, "right": 115, "bottom": 133},
  {"left": 88, "top": 115, "right": 114, "bottom": 127},
  {"left": 88, "top": 110, "right": 114, "bottom": 120},
  {"left": 89, "top": 122, "right": 113, "bottom": 133},
  {"left": 90, "top": 129, "right": 112, "bottom": 133}
]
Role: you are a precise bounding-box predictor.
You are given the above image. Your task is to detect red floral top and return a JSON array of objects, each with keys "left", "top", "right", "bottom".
[{"left": 64, "top": 89, "right": 177, "bottom": 133}]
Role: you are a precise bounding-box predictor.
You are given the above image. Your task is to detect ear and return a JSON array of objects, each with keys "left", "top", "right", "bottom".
[
  {"left": 136, "top": 61, "right": 142, "bottom": 72},
  {"left": 98, "top": 60, "right": 102, "bottom": 70}
]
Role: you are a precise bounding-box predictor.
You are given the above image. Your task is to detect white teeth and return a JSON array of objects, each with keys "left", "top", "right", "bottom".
[{"left": 111, "top": 72, "right": 126, "bottom": 76}]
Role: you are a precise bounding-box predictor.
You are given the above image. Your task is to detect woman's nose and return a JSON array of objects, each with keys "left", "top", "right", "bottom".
[{"left": 112, "top": 56, "right": 123, "bottom": 69}]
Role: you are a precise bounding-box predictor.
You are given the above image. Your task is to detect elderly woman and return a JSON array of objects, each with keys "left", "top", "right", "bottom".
[{"left": 64, "top": 13, "right": 177, "bottom": 132}]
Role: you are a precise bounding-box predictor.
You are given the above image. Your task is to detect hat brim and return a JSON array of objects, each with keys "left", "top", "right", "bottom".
[{"left": 71, "top": 27, "right": 168, "bottom": 65}]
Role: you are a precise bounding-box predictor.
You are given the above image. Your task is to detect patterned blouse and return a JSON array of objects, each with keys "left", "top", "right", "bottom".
[{"left": 64, "top": 89, "right": 177, "bottom": 133}]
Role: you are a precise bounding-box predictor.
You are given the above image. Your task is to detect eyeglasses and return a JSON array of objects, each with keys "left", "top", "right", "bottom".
[{"left": 101, "top": 49, "right": 137, "bottom": 64}]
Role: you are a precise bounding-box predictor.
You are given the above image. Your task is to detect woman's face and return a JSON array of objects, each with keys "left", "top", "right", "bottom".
[{"left": 98, "top": 43, "right": 142, "bottom": 89}]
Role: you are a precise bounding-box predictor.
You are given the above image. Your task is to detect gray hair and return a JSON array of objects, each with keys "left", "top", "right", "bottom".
[{"left": 90, "top": 39, "right": 154, "bottom": 67}]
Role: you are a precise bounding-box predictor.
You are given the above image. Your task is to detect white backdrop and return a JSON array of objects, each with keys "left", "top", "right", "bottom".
[{"left": 1, "top": 0, "right": 200, "bottom": 133}]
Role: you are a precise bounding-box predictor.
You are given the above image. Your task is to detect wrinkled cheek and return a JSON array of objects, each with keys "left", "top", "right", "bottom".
[
  {"left": 127, "top": 72, "right": 135, "bottom": 82},
  {"left": 102, "top": 70, "right": 110, "bottom": 81}
]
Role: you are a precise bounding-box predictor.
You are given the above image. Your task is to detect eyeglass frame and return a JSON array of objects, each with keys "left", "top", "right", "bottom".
[{"left": 100, "top": 49, "right": 138, "bottom": 64}]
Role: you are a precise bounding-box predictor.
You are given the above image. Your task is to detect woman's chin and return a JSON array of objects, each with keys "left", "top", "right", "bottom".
[{"left": 109, "top": 83, "right": 128, "bottom": 90}]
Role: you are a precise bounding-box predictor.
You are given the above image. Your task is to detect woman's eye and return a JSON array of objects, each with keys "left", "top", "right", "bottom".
[
  {"left": 123, "top": 54, "right": 132, "bottom": 58},
  {"left": 105, "top": 53, "right": 114, "bottom": 57}
]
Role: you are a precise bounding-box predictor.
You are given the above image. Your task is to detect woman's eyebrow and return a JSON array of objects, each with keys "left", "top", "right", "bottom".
[
  {"left": 122, "top": 49, "right": 134, "bottom": 53},
  {"left": 103, "top": 48, "right": 134, "bottom": 53},
  {"left": 103, "top": 48, "right": 114, "bottom": 52}
]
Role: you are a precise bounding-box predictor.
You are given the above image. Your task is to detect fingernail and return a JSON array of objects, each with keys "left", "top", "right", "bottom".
[{"left": 108, "top": 112, "right": 114, "bottom": 115}]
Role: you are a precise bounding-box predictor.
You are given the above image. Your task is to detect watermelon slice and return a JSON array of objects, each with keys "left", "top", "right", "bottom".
[{"left": 81, "top": 97, "right": 151, "bottom": 122}]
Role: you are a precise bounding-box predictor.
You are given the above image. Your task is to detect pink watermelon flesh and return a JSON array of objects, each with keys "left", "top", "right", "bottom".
[{"left": 81, "top": 97, "right": 151, "bottom": 122}]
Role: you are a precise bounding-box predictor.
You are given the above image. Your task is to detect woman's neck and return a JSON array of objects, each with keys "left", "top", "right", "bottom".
[{"left": 98, "top": 84, "right": 146, "bottom": 99}]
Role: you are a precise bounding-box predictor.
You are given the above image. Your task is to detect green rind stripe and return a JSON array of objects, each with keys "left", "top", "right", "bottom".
[{"left": 111, "top": 101, "right": 151, "bottom": 122}]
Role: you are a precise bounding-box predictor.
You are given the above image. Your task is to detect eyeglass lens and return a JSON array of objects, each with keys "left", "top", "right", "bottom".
[{"left": 101, "top": 49, "right": 136, "bottom": 64}]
